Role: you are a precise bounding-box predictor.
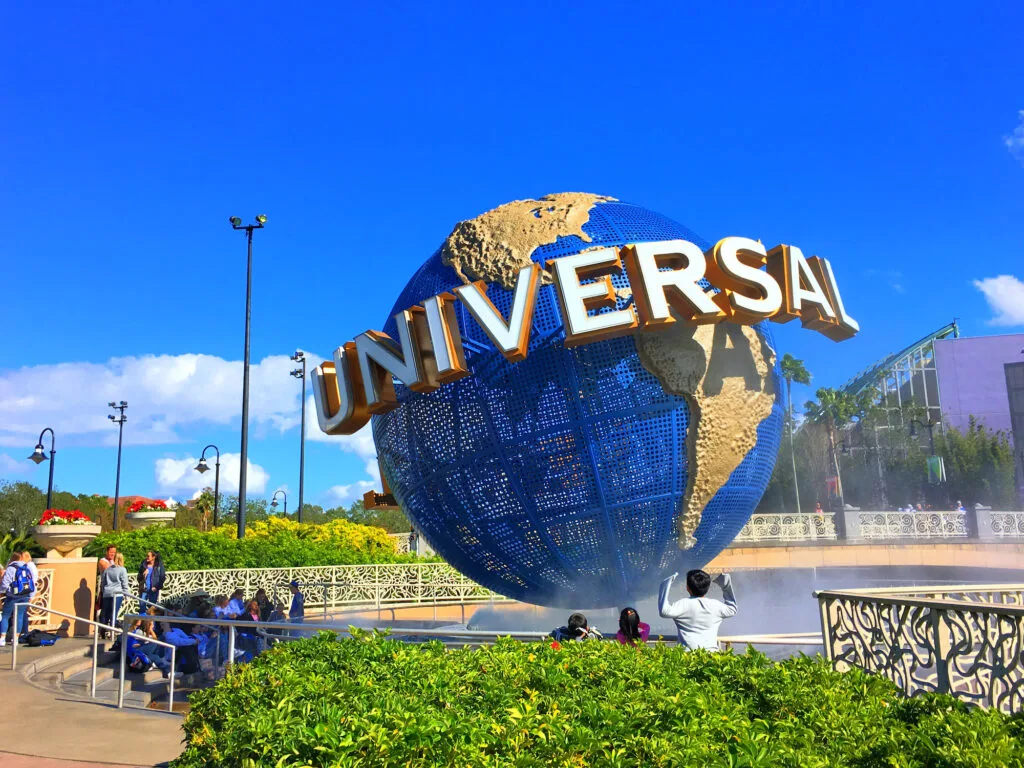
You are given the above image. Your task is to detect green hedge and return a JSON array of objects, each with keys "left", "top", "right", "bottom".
[
  {"left": 174, "top": 632, "right": 1024, "bottom": 767},
  {"left": 83, "top": 519, "right": 426, "bottom": 571}
]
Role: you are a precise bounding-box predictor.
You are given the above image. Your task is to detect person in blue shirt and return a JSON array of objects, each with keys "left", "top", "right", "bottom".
[{"left": 288, "top": 581, "right": 305, "bottom": 633}]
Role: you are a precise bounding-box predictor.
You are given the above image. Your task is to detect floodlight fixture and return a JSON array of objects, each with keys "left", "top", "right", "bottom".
[{"left": 229, "top": 216, "right": 242, "bottom": 227}]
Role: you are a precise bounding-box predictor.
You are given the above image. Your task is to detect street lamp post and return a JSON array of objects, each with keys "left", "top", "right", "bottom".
[
  {"left": 290, "top": 351, "right": 307, "bottom": 523},
  {"left": 271, "top": 489, "right": 288, "bottom": 517},
  {"left": 108, "top": 401, "right": 128, "bottom": 530},
  {"left": 229, "top": 214, "right": 267, "bottom": 539},
  {"left": 194, "top": 445, "right": 221, "bottom": 528},
  {"left": 28, "top": 428, "right": 56, "bottom": 510}
]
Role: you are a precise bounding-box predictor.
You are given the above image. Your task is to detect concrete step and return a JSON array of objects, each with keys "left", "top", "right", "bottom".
[{"left": 61, "top": 666, "right": 115, "bottom": 694}]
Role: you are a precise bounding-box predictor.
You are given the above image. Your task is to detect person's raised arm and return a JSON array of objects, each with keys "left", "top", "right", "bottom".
[
  {"left": 658, "top": 572, "right": 687, "bottom": 618},
  {"left": 714, "top": 572, "right": 737, "bottom": 618}
]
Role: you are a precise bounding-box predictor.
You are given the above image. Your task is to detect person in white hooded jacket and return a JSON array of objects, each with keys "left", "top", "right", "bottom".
[{"left": 658, "top": 569, "right": 737, "bottom": 650}]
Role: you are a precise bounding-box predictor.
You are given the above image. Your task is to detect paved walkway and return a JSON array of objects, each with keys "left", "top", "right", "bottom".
[{"left": 0, "top": 640, "right": 183, "bottom": 767}]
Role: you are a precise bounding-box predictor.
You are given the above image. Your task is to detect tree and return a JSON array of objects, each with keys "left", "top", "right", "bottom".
[
  {"left": 803, "top": 387, "right": 876, "bottom": 504},
  {"left": 780, "top": 354, "right": 811, "bottom": 513},
  {"left": 936, "top": 418, "right": 1016, "bottom": 509}
]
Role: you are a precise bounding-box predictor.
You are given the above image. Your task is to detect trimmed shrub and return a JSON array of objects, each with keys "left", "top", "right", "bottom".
[
  {"left": 174, "top": 632, "right": 1024, "bottom": 767},
  {"left": 83, "top": 519, "right": 426, "bottom": 571}
]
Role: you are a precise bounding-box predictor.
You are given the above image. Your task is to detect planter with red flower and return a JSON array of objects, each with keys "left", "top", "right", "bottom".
[
  {"left": 32, "top": 510, "right": 102, "bottom": 559},
  {"left": 124, "top": 498, "right": 176, "bottom": 528}
]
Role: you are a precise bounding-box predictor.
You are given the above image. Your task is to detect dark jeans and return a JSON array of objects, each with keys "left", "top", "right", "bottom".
[
  {"left": 100, "top": 594, "right": 122, "bottom": 631},
  {"left": 140, "top": 590, "right": 160, "bottom": 609}
]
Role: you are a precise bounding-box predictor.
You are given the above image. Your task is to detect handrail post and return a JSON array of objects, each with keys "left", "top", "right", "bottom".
[
  {"left": 117, "top": 615, "right": 129, "bottom": 709},
  {"left": 168, "top": 647, "right": 176, "bottom": 713},
  {"left": 91, "top": 621, "right": 99, "bottom": 698},
  {"left": 10, "top": 602, "right": 20, "bottom": 671},
  {"left": 227, "top": 625, "right": 235, "bottom": 669}
]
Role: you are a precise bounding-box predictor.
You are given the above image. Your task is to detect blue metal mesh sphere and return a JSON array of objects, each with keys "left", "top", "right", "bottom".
[{"left": 374, "top": 200, "right": 783, "bottom": 607}]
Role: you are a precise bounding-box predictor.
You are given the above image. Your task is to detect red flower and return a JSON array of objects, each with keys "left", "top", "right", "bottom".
[{"left": 550, "top": 641, "right": 561, "bottom": 651}]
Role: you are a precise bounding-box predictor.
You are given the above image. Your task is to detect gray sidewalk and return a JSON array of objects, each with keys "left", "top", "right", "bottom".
[{"left": 0, "top": 640, "right": 184, "bottom": 766}]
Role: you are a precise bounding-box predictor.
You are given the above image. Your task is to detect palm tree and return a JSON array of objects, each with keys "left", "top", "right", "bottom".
[
  {"left": 780, "top": 354, "right": 811, "bottom": 513},
  {"left": 804, "top": 387, "right": 873, "bottom": 505}
]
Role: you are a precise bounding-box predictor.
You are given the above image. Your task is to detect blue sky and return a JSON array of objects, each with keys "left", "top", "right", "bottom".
[{"left": 2, "top": 2, "right": 1023, "bottom": 506}]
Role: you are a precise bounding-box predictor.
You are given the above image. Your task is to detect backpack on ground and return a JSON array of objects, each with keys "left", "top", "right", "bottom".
[
  {"left": 7, "top": 563, "right": 33, "bottom": 598},
  {"left": 22, "top": 629, "right": 58, "bottom": 647}
]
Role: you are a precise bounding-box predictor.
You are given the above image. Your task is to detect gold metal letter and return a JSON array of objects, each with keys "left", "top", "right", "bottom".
[
  {"left": 766, "top": 244, "right": 837, "bottom": 329},
  {"left": 417, "top": 293, "right": 471, "bottom": 385},
  {"left": 548, "top": 248, "right": 638, "bottom": 347},
  {"left": 453, "top": 263, "right": 540, "bottom": 362},
  {"left": 622, "top": 239, "right": 724, "bottom": 328},
  {"left": 310, "top": 343, "right": 370, "bottom": 435},
  {"left": 355, "top": 309, "right": 434, "bottom": 415},
  {"left": 704, "top": 237, "right": 783, "bottom": 323}
]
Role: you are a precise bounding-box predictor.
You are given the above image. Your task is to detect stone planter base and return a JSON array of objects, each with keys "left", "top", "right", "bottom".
[
  {"left": 125, "top": 510, "right": 177, "bottom": 528},
  {"left": 32, "top": 524, "right": 102, "bottom": 559}
]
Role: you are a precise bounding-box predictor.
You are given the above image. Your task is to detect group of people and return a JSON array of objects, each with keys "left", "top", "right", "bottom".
[
  {"left": 549, "top": 569, "right": 738, "bottom": 651},
  {"left": 96, "top": 546, "right": 167, "bottom": 635},
  {"left": 0, "top": 550, "right": 39, "bottom": 645}
]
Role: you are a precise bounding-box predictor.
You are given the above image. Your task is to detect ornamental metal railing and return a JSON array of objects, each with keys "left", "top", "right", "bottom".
[
  {"left": 733, "top": 513, "right": 838, "bottom": 543},
  {"left": 126, "top": 562, "right": 506, "bottom": 612},
  {"left": 816, "top": 584, "right": 1024, "bottom": 713},
  {"left": 989, "top": 511, "right": 1024, "bottom": 538},
  {"left": 858, "top": 511, "right": 968, "bottom": 539}
]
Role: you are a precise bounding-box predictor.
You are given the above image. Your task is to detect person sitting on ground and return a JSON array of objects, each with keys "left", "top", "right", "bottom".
[
  {"left": 616, "top": 607, "right": 650, "bottom": 646},
  {"left": 658, "top": 570, "right": 737, "bottom": 651},
  {"left": 288, "top": 581, "right": 305, "bottom": 625},
  {"left": 227, "top": 589, "right": 246, "bottom": 618},
  {"left": 213, "top": 595, "right": 231, "bottom": 619},
  {"left": 99, "top": 552, "right": 130, "bottom": 639},
  {"left": 549, "top": 612, "right": 602, "bottom": 642},
  {"left": 126, "top": 618, "right": 173, "bottom": 676},
  {"left": 254, "top": 588, "right": 272, "bottom": 621}
]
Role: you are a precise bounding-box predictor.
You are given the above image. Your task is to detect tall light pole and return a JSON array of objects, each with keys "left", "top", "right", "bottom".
[
  {"left": 229, "top": 214, "right": 267, "bottom": 539},
  {"left": 194, "top": 445, "right": 221, "bottom": 528},
  {"left": 271, "top": 489, "right": 288, "bottom": 517},
  {"left": 28, "top": 428, "right": 56, "bottom": 510},
  {"left": 108, "top": 401, "right": 128, "bottom": 530},
  {"left": 290, "top": 351, "right": 307, "bottom": 523}
]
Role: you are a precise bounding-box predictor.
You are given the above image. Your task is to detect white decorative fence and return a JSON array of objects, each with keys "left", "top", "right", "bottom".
[
  {"left": 817, "top": 584, "right": 1024, "bottom": 713},
  {"left": 127, "top": 562, "right": 505, "bottom": 612},
  {"left": 990, "top": 512, "right": 1024, "bottom": 538},
  {"left": 733, "top": 513, "right": 837, "bottom": 543},
  {"left": 858, "top": 511, "right": 968, "bottom": 539}
]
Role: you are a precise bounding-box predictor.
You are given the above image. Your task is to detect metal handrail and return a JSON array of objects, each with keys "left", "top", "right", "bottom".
[
  {"left": 818, "top": 583, "right": 1024, "bottom": 597},
  {"left": 814, "top": 588, "right": 1024, "bottom": 616}
]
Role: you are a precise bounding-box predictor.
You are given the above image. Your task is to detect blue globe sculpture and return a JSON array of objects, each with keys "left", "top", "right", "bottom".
[{"left": 374, "top": 196, "right": 784, "bottom": 608}]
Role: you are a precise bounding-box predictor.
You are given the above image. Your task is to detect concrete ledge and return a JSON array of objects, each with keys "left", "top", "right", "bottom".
[{"left": 710, "top": 541, "right": 1024, "bottom": 571}]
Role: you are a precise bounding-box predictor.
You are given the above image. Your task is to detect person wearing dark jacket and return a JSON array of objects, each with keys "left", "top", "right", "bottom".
[
  {"left": 138, "top": 550, "right": 166, "bottom": 606},
  {"left": 549, "top": 612, "right": 602, "bottom": 642}
]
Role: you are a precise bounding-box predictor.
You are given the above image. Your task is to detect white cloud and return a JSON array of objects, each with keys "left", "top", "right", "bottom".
[
  {"left": 312, "top": 420, "right": 383, "bottom": 504},
  {"left": 1006, "top": 110, "right": 1024, "bottom": 164},
  {"left": 154, "top": 453, "right": 270, "bottom": 496},
  {"left": 0, "top": 452, "right": 32, "bottom": 477},
  {"left": 325, "top": 479, "right": 377, "bottom": 506},
  {"left": 973, "top": 275, "right": 1024, "bottom": 326},
  {"left": 0, "top": 351, "right": 324, "bottom": 448}
]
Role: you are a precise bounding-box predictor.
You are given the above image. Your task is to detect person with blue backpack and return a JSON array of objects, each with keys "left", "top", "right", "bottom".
[{"left": 1, "top": 551, "right": 37, "bottom": 646}]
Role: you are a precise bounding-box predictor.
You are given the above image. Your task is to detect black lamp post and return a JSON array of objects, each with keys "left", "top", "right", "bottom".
[
  {"left": 28, "top": 428, "right": 56, "bottom": 510},
  {"left": 271, "top": 489, "right": 288, "bottom": 517},
  {"left": 194, "top": 445, "right": 221, "bottom": 527},
  {"left": 290, "top": 351, "right": 307, "bottom": 523},
  {"left": 229, "top": 214, "right": 267, "bottom": 539},
  {"left": 108, "top": 401, "right": 127, "bottom": 530}
]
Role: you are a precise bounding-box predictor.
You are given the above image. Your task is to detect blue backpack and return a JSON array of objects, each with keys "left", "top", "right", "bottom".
[{"left": 7, "top": 564, "right": 33, "bottom": 598}]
